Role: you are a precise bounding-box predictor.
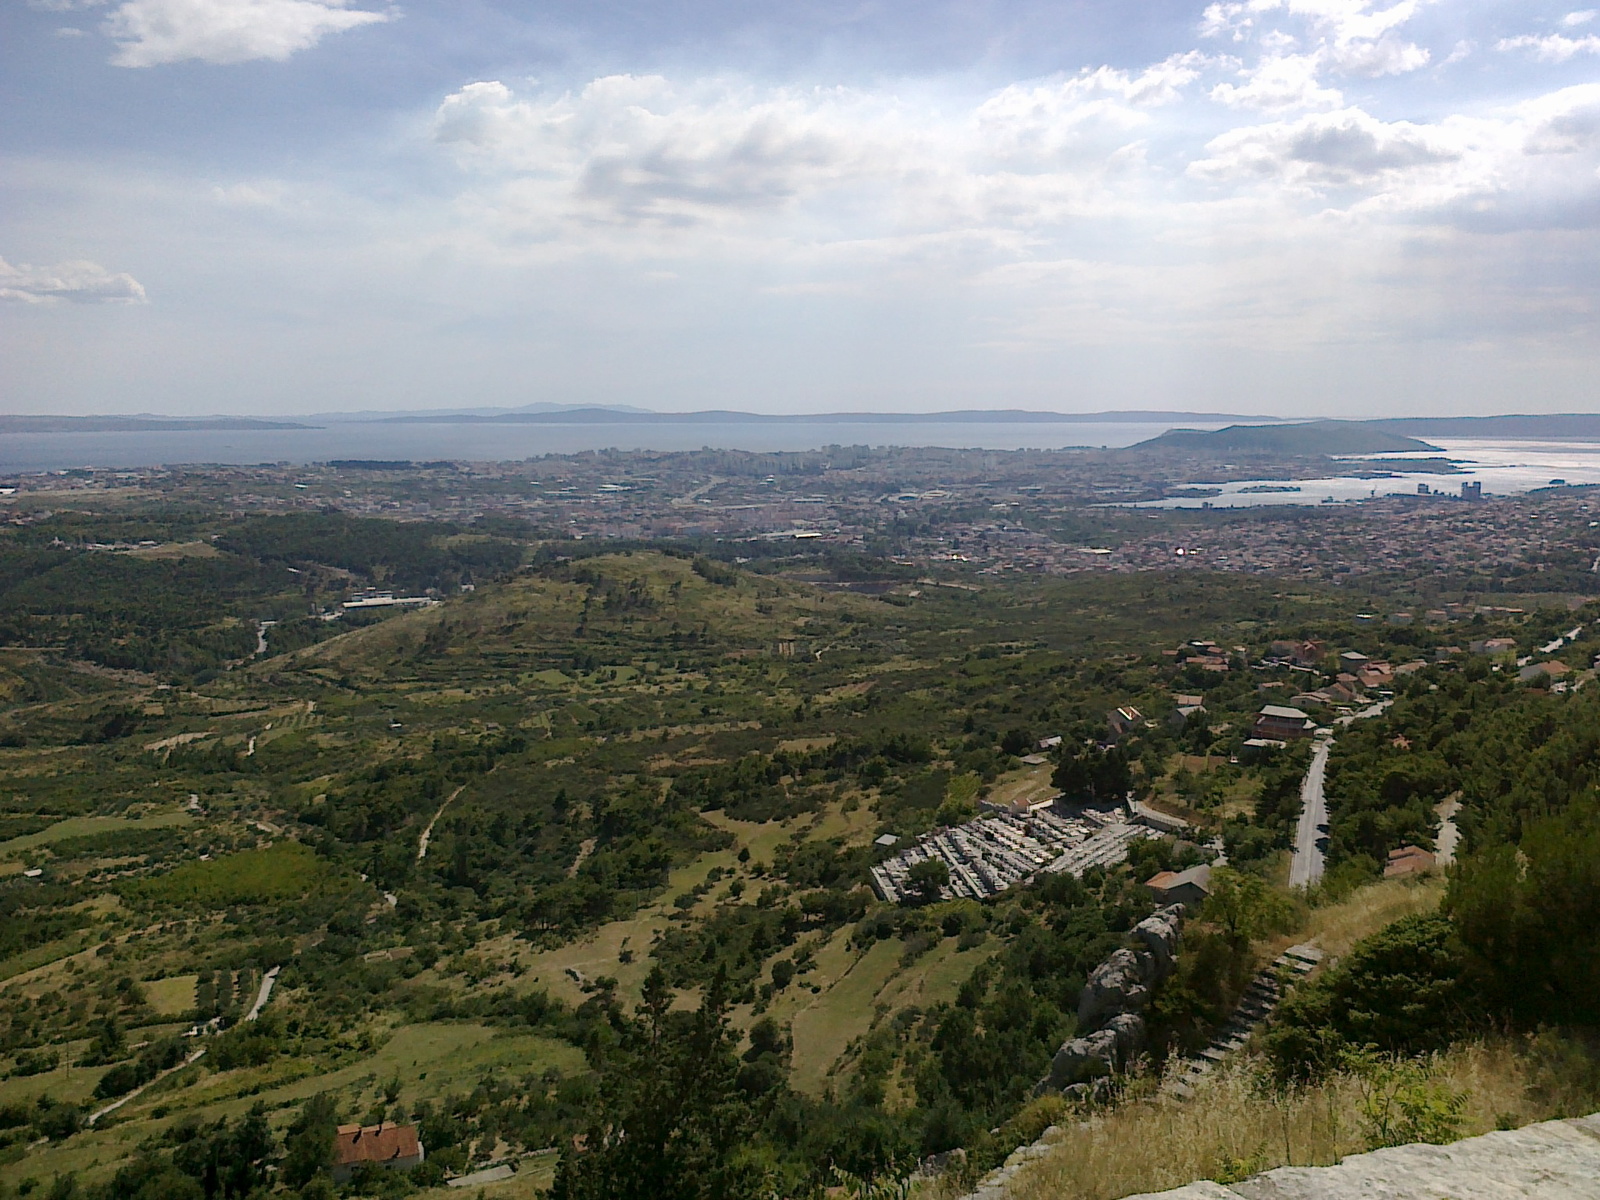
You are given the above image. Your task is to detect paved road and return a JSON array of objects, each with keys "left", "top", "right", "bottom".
[
  {"left": 1435, "top": 796, "right": 1461, "bottom": 866},
  {"left": 1289, "top": 699, "right": 1395, "bottom": 889},
  {"left": 244, "top": 965, "right": 280, "bottom": 1022},
  {"left": 1289, "top": 739, "right": 1332, "bottom": 889}
]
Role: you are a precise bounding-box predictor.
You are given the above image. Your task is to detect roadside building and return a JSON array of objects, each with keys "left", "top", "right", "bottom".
[
  {"left": 1253, "top": 705, "right": 1316, "bottom": 740},
  {"left": 1293, "top": 639, "right": 1327, "bottom": 666},
  {"left": 1144, "top": 864, "right": 1212, "bottom": 906},
  {"left": 1168, "top": 704, "right": 1206, "bottom": 728},
  {"left": 1384, "top": 845, "right": 1435, "bottom": 879},
  {"left": 1519, "top": 660, "right": 1571, "bottom": 684},
  {"left": 332, "top": 1123, "right": 425, "bottom": 1183}
]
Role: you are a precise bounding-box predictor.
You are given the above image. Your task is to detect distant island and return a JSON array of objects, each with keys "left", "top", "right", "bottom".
[{"left": 1133, "top": 420, "right": 1440, "bottom": 456}]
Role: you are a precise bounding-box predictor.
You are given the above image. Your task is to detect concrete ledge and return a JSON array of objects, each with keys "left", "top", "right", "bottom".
[{"left": 1122, "top": 1114, "right": 1600, "bottom": 1200}]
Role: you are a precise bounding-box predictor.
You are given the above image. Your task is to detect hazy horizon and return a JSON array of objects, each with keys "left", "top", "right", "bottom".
[{"left": 4, "top": 0, "right": 1599, "bottom": 418}]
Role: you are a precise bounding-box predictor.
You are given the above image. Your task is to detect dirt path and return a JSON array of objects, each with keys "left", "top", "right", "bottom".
[
  {"left": 417, "top": 785, "right": 467, "bottom": 861},
  {"left": 566, "top": 838, "right": 598, "bottom": 877},
  {"left": 1435, "top": 795, "right": 1462, "bottom": 865},
  {"left": 87, "top": 1047, "right": 207, "bottom": 1125}
]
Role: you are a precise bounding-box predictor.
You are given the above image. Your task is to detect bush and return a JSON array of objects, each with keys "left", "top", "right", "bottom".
[{"left": 1266, "top": 913, "right": 1465, "bottom": 1082}]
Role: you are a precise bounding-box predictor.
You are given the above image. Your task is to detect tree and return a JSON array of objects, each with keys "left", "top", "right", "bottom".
[
  {"left": 1201, "top": 867, "right": 1292, "bottom": 948},
  {"left": 170, "top": 1103, "right": 278, "bottom": 1199},
  {"left": 282, "top": 1093, "right": 337, "bottom": 1188},
  {"left": 905, "top": 859, "right": 949, "bottom": 905},
  {"left": 1447, "top": 792, "right": 1600, "bottom": 1027},
  {"left": 551, "top": 969, "right": 770, "bottom": 1200},
  {"left": 99, "top": 1153, "right": 204, "bottom": 1200},
  {"left": 1265, "top": 913, "right": 1465, "bottom": 1082},
  {"left": 1052, "top": 745, "right": 1131, "bottom": 804}
]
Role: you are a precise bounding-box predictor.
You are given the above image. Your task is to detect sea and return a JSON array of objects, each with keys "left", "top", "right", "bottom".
[
  {"left": 0, "top": 419, "right": 1198, "bottom": 472},
  {"left": 2, "top": 420, "right": 1599, "bottom": 506},
  {"left": 1130, "top": 439, "right": 1600, "bottom": 508}
]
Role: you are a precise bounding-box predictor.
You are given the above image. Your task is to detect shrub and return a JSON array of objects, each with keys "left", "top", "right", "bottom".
[{"left": 1266, "top": 913, "right": 1465, "bottom": 1082}]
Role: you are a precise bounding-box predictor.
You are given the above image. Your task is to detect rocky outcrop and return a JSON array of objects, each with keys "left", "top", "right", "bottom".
[
  {"left": 1048, "top": 1028, "right": 1121, "bottom": 1085},
  {"left": 1077, "top": 947, "right": 1153, "bottom": 1028},
  {"left": 1120, "top": 1112, "right": 1600, "bottom": 1199},
  {"left": 1044, "top": 903, "right": 1185, "bottom": 1091},
  {"left": 1133, "top": 907, "right": 1182, "bottom": 974},
  {"left": 956, "top": 1107, "right": 1600, "bottom": 1200}
]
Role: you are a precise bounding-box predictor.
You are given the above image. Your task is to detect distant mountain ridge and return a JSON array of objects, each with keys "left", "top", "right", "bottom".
[
  {"left": 359, "top": 407, "right": 1286, "bottom": 426},
  {"left": 0, "top": 415, "right": 312, "bottom": 433},
  {"left": 1372, "top": 413, "right": 1600, "bottom": 440}
]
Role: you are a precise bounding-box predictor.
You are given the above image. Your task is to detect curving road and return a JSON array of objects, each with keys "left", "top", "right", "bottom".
[{"left": 1289, "top": 739, "right": 1332, "bottom": 889}]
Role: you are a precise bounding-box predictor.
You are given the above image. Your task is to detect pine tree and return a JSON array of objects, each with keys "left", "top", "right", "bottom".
[{"left": 551, "top": 968, "right": 770, "bottom": 1200}]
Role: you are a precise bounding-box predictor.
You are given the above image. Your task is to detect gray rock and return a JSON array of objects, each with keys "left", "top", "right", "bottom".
[
  {"left": 1106, "top": 1011, "right": 1147, "bottom": 1061},
  {"left": 1133, "top": 911, "right": 1183, "bottom": 977},
  {"left": 1078, "top": 948, "right": 1153, "bottom": 1027},
  {"left": 1047, "top": 1028, "right": 1120, "bottom": 1088},
  {"left": 1119, "top": 1112, "right": 1600, "bottom": 1199}
]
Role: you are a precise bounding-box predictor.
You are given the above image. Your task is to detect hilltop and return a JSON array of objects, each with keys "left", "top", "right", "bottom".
[{"left": 1132, "top": 420, "right": 1439, "bottom": 457}]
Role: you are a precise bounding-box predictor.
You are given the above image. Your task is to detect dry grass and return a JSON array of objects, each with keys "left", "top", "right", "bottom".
[
  {"left": 144, "top": 974, "right": 198, "bottom": 1016},
  {"left": 986, "top": 763, "right": 1058, "bottom": 811},
  {"left": 972, "top": 1038, "right": 1588, "bottom": 1200},
  {"left": 1298, "top": 875, "right": 1444, "bottom": 959}
]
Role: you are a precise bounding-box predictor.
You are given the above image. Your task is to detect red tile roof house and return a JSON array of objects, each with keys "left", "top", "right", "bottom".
[
  {"left": 332, "top": 1122, "right": 425, "bottom": 1183},
  {"left": 1144, "top": 864, "right": 1213, "bottom": 907},
  {"left": 1384, "top": 845, "right": 1436, "bottom": 879}
]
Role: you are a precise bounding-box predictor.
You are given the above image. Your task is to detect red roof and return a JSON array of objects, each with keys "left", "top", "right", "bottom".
[
  {"left": 1384, "top": 845, "right": 1435, "bottom": 878},
  {"left": 333, "top": 1123, "right": 422, "bottom": 1167}
]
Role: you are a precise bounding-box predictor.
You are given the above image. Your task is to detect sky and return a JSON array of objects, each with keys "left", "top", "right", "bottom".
[{"left": 2, "top": 0, "right": 1598, "bottom": 418}]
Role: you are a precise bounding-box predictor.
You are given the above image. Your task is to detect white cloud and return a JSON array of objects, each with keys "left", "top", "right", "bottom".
[
  {"left": 1327, "top": 32, "right": 1429, "bottom": 74},
  {"left": 433, "top": 76, "right": 885, "bottom": 226},
  {"left": 103, "top": 0, "right": 388, "bottom": 67},
  {"left": 974, "top": 54, "right": 1211, "bottom": 166},
  {"left": 1190, "top": 107, "right": 1458, "bottom": 191},
  {"left": 1211, "top": 53, "right": 1344, "bottom": 111},
  {"left": 1498, "top": 32, "right": 1600, "bottom": 62},
  {"left": 428, "top": 65, "right": 1218, "bottom": 241},
  {"left": 1186, "top": 87, "right": 1600, "bottom": 222},
  {"left": 1515, "top": 84, "right": 1600, "bottom": 156},
  {"left": 1201, "top": 0, "right": 1430, "bottom": 76},
  {"left": 0, "top": 257, "right": 147, "bottom": 304},
  {"left": 1564, "top": 10, "right": 1597, "bottom": 26}
]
